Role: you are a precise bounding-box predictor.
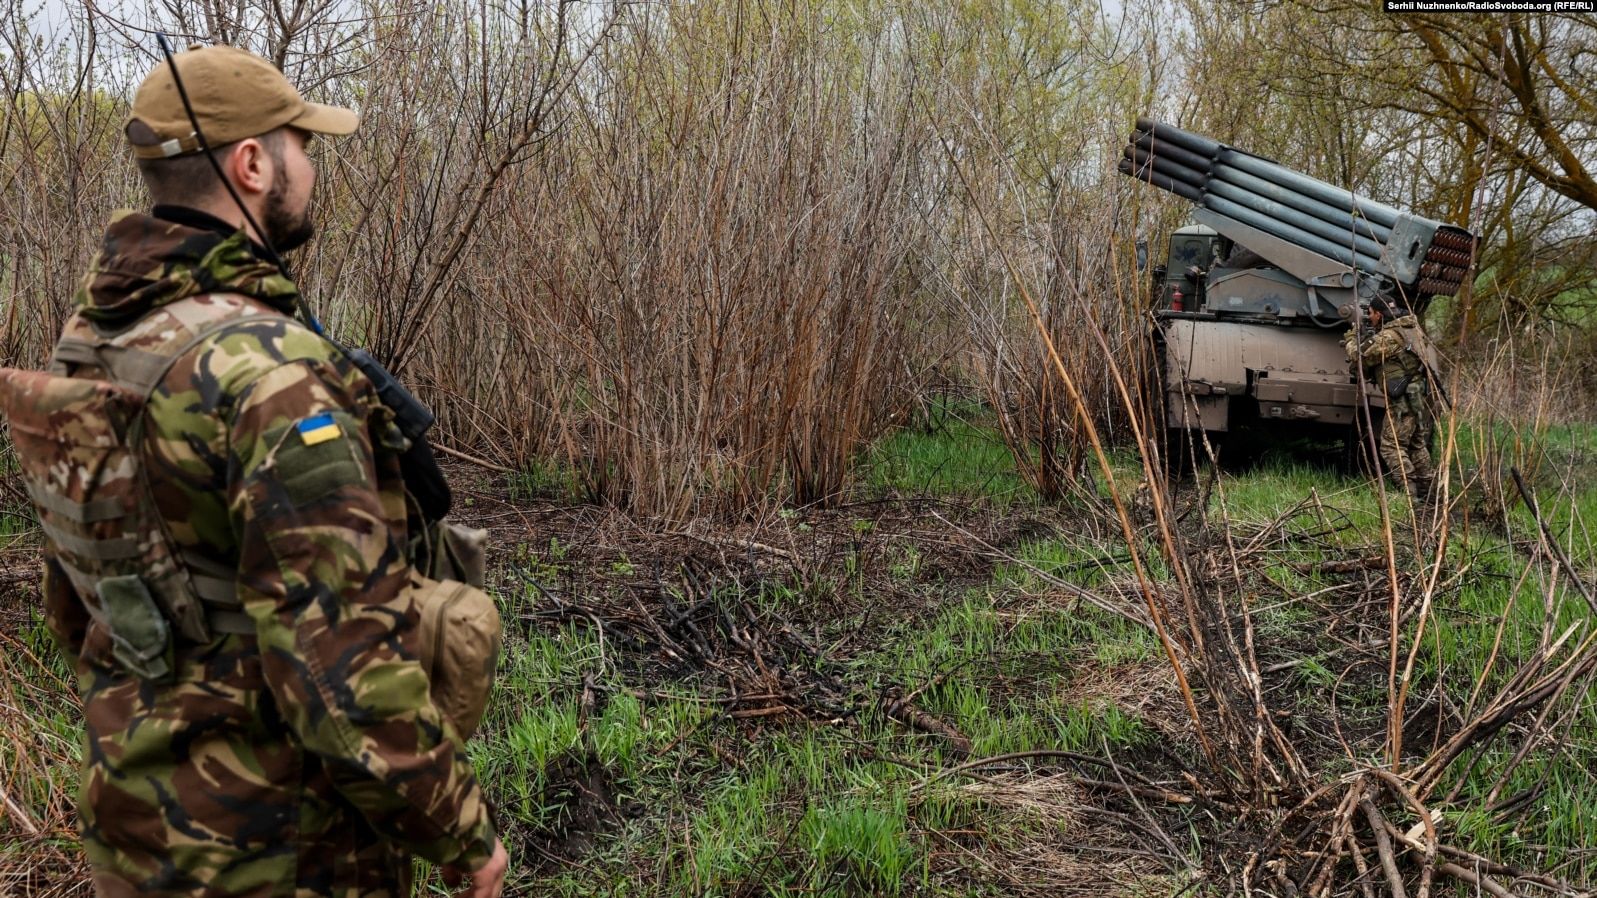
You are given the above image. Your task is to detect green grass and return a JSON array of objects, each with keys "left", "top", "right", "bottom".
[
  {"left": 506, "top": 456, "right": 584, "bottom": 502},
  {"left": 800, "top": 790, "right": 917, "bottom": 895},
  {"left": 863, "top": 399, "right": 1035, "bottom": 504},
  {"left": 864, "top": 591, "right": 1161, "bottom": 758},
  {"left": 867, "top": 404, "right": 1597, "bottom": 882},
  {"left": 995, "top": 536, "right": 1123, "bottom": 590},
  {"left": 9, "top": 401, "right": 1597, "bottom": 892},
  {"left": 1190, "top": 424, "right": 1597, "bottom": 880},
  {"left": 1417, "top": 493, "right": 1597, "bottom": 877},
  {"left": 497, "top": 410, "right": 1597, "bottom": 891},
  {"left": 0, "top": 440, "right": 35, "bottom": 539},
  {"left": 458, "top": 416, "right": 1183, "bottom": 894}
]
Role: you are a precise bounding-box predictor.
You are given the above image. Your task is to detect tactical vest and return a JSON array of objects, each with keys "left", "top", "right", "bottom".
[
  {"left": 1380, "top": 317, "right": 1436, "bottom": 398},
  {"left": 0, "top": 296, "right": 279, "bottom": 678}
]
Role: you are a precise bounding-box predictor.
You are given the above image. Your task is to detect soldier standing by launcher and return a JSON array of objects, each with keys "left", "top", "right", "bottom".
[
  {"left": 19, "top": 45, "right": 507, "bottom": 896},
  {"left": 1344, "top": 296, "right": 1438, "bottom": 502}
]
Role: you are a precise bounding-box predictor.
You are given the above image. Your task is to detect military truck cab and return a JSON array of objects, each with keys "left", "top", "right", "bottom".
[{"left": 1154, "top": 224, "right": 1221, "bottom": 310}]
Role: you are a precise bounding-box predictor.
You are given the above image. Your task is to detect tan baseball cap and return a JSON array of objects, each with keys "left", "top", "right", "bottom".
[{"left": 128, "top": 44, "right": 357, "bottom": 159}]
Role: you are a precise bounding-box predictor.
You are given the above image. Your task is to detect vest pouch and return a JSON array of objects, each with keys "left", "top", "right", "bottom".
[
  {"left": 98, "top": 575, "right": 173, "bottom": 681},
  {"left": 411, "top": 574, "right": 502, "bottom": 740},
  {"left": 413, "top": 519, "right": 489, "bottom": 588}
]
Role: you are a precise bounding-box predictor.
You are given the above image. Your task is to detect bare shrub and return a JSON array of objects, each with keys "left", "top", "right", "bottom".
[
  {"left": 0, "top": 0, "right": 940, "bottom": 519},
  {"left": 954, "top": 180, "right": 1155, "bottom": 503},
  {"left": 450, "top": 3, "right": 933, "bottom": 516}
]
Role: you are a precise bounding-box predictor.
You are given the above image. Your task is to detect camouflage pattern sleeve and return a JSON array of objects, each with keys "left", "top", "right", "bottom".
[{"left": 227, "top": 355, "right": 496, "bottom": 869}]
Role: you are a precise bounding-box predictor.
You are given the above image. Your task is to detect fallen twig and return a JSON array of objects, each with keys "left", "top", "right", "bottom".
[
  {"left": 928, "top": 509, "right": 1150, "bottom": 627},
  {"left": 1360, "top": 795, "right": 1409, "bottom": 898},
  {"left": 883, "top": 687, "right": 972, "bottom": 756}
]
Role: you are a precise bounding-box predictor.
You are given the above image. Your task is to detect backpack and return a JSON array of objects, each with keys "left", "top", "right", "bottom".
[
  {"left": 411, "top": 519, "right": 501, "bottom": 739},
  {"left": 1, "top": 297, "right": 500, "bottom": 738},
  {"left": 0, "top": 297, "right": 280, "bottom": 679}
]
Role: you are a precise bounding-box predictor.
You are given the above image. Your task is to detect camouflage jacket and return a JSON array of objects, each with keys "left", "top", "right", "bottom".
[
  {"left": 1344, "top": 314, "right": 1436, "bottom": 393},
  {"left": 42, "top": 210, "right": 496, "bottom": 896}
]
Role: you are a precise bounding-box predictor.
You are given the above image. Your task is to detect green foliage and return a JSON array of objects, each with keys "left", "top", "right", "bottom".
[
  {"left": 863, "top": 400, "right": 1035, "bottom": 503},
  {"left": 679, "top": 762, "right": 786, "bottom": 894},
  {"left": 800, "top": 792, "right": 917, "bottom": 895},
  {"left": 1207, "top": 431, "right": 1597, "bottom": 879},
  {"left": 507, "top": 458, "right": 582, "bottom": 502},
  {"left": 868, "top": 591, "right": 1161, "bottom": 759}
]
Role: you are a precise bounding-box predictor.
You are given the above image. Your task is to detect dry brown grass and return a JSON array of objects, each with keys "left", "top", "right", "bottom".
[{"left": 0, "top": 555, "right": 87, "bottom": 898}]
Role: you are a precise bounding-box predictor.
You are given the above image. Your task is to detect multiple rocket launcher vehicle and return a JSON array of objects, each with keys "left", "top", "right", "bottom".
[{"left": 1118, "top": 118, "right": 1475, "bottom": 450}]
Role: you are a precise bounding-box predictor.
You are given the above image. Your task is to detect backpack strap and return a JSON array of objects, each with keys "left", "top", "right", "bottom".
[
  {"left": 54, "top": 312, "right": 283, "bottom": 393},
  {"left": 179, "top": 548, "right": 254, "bottom": 634},
  {"left": 26, "top": 489, "right": 124, "bottom": 523},
  {"left": 50, "top": 341, "right": 172, "bottom": 385}
]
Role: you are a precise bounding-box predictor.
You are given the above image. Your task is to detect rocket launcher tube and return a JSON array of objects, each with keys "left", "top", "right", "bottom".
[
  {"left": 1130, "top": 119, "right": 1398, "bottom": 245},
  {"left": 1219, "top": 151, "right": 1403, "bottom": 230},
  {"left": 1129, "top": 131, "right": 1215, "bottom": 178},
  {"left": 1117, "top": 158, "right": 1203, "bottom": 202},
  {"left": 1134, "top": 117, "right": 1223, "bottom": 159},
  {"left": 1123, "top": 145, "right": 1210, "bottom": 191},
  {"left": 1203, "top": 193, "right": 1385, "bottom": 272},
  {"left": 1122, "top": 117, "right": 1477, "bottom": 296},
  {"left": 1210, "top": 162, "right": 1391, "bottom": 245},
  {"left": 1205, "top": 179, "right": 1387, "bottom": 261}
]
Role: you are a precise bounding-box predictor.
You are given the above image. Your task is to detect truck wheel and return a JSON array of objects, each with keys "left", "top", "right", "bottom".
[
  {"left": 1341, "top": 414, "right": 1384, "bottom": 477},
  {"left": 1160, "top": 426, "right": 1215, "bottom": 479}
]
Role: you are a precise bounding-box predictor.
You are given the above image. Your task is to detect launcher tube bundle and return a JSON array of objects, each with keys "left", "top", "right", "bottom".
[{"left": 1118, "top": 117, "right": 1475, "bottom": 302}]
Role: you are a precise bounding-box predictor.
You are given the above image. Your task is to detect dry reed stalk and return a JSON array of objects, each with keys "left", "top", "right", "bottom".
[
  {"left": 0, "top": 0, "right": 936, "bottom": 518},
  {"left": 0, "top": 616, "right": 88, "bottom": 896},
  {"left": 929, "top": 117, "right": 1229, "bottom": 787}
]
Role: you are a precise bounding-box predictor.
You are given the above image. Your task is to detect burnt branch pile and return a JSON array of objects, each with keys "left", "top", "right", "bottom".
[{"left": 511, "top": 555, "right": 856, "bottom": 725}]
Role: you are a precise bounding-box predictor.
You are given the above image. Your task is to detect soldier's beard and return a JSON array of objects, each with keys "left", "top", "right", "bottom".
[{"left": 262, "top": 173, "right": 315, "bottom": 254}]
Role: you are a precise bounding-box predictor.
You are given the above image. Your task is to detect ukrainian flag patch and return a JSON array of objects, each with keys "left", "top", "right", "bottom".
[{"left": 296, "top": 412, "right": 342, "bottom": 446}]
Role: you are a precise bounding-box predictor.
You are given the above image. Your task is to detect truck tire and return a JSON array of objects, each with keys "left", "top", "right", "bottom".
[{"left": 1341, "top": 410, "right": 1385, "bottom": 477}]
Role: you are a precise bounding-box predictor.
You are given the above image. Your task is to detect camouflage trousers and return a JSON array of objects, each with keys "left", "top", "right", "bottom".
[{"left": 1379, "top": 389, "right": 1434, "bottom": 494}]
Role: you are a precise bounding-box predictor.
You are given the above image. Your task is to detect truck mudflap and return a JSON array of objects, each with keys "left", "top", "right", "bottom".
[{"left": 1165, "top": 393, "right": 1230, "bottom": 431}]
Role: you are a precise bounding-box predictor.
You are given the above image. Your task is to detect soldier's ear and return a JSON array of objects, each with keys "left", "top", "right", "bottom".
[{"left": 226, "top": 137, "right": 273, "bottom": 198}]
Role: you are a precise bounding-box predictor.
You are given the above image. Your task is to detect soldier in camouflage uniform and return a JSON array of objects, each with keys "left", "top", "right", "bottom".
[
  {"left": 1344, "top": 296, "right": 1438, "bottom": 501},
  {"left": 38, "top": 45, "right": 507, "bottom": 896}
]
